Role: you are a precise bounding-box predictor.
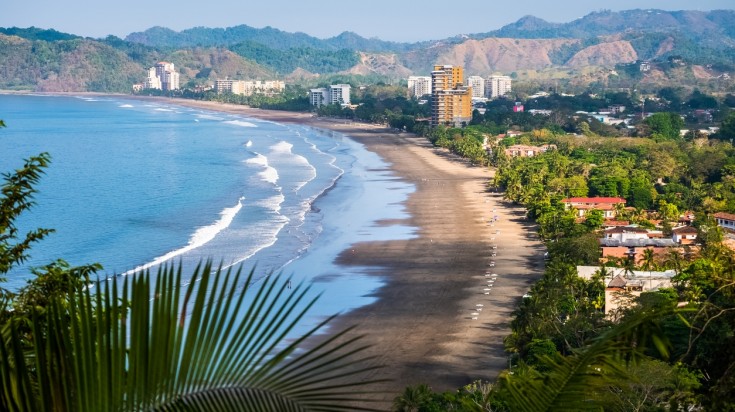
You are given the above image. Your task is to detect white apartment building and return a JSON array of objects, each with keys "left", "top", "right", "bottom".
[
  {"left": 485, "top": 75, "right": 512, "bottom": 99},
  {"left": 465, "top": 76, "right": 485, "bottom": 99},
  {"left": 215, "top": 79, "right": 285, "bottom": 96},
  {"left": 154, "top": 62, "right": 179, "bottom": 91},
  {"left": 407, "top": 76, "right": 432, "bottom": 97},
  {"left": 144, "top": 67, "right": 162, "bottom": 90},
  {"left": 310, "top": 84, "right": 351, "bottom": 107}
]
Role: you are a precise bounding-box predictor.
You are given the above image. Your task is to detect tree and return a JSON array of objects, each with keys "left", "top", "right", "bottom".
[
  {"left": 644, "top": 112, "right": 685, "bottom": 140},
  {"left": 1, "top": 152, "right": 54, "bottom": 285}
]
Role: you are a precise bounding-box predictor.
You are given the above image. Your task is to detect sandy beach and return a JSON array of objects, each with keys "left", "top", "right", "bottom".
[{"left": 131, "top": 98, "right": 545, "bottom": 407}]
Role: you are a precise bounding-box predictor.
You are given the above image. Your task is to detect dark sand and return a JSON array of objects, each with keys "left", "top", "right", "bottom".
[{"left": 129, "top": 98, "right": 546, "bottom": 407}]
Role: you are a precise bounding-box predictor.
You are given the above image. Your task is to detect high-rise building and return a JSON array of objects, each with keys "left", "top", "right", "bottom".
[
  {"left": 154, "top": 62, "right": 180, "bottom": 91},
  {"left": 485, "top": 75, "right": 512, "bottom": 99},
  {"left": 466, "top": 76, "right": 486, "bottom": 99},
  {"left": 431, "top": 65, "right": 472, "bottom": 127},
  {"left": 309, "top": 84, "right": 351, "bottom": 107},
  {"left": 407, "top": 76, "right": 432, "bottom": 97},
  {"left": 144, "top": 67, "right": 162, "bottom": 90}
]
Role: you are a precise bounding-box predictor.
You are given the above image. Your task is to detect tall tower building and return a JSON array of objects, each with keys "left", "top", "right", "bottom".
[
  {"left": 431, "top": 65, "right": 472, "bottom": 127},
  {"left": 466, "top": 76, "right": 486, "bottom": 99},
  {"left": 407, "top": 76, "right": 432, "bottom": 97},
  {"left": 154, "top": 62, "right": 180, "bottom": 91},
  {"left": 485, "top": 75, "right": 512, "bottom": 99}
]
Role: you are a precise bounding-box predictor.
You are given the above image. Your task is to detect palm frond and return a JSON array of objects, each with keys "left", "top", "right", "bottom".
[{"left": 1, "top": 261, "right": 385, "bottom": 411}]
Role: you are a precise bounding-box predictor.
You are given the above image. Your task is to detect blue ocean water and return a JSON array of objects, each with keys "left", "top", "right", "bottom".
[{"left": 0, "top": 94, "right": 416, "bottom": 319}]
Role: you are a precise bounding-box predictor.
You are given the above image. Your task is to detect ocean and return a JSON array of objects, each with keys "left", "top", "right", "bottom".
[{"left": 0, "top": 94, "right": 416, "bottom": 324}]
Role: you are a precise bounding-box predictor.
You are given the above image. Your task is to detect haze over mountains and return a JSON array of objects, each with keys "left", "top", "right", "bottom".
[{"left": 1, "top": 8, "right": 734, "bottom": 93}]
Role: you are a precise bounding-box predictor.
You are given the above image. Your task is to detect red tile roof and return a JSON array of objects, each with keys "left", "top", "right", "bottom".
[
  {"left": 715, "top": 212, "right": 735, "bottom": 221},
  {"left": 673, "top": 226, "right": 698, "bottom": 234},
  {"left": 563, "top": 197, "right": 626, "bottom": 204}
]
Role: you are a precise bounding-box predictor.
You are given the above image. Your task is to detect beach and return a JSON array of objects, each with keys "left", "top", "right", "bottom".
[{"left": 129, "top": 98, "right": 546, "bottom": 406}]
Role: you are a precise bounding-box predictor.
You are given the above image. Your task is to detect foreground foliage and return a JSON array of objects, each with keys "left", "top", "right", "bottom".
[{"left": 0, "top": 145, "right": 382, "bottom": 411}]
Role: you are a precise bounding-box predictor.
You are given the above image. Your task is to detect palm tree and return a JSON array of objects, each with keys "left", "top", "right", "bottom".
[{"left": 0, "top": 263, "right": 383, "bottom": 411}]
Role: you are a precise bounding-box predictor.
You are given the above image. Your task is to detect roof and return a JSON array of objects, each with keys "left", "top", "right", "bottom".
[
  {"left": 563, "top": 197, "right": 626, "bottom": 204},
  {"left": 673, "top": 226, "right": 698, "bottom": 234},
  {"left": 604, "top": 220, "right": 630, "bottom": 227},
  {"left": 608, "top": 275, "right": 627, "bottom": 288},
  {"left": 604, "top": 226, "right": 649, "bottom": 234},
  {"left": 600, "top": 238, "right": 678, "bottom": 247},
  {"left": 714, "top": 212, "right": 735, "bottom": 221}
]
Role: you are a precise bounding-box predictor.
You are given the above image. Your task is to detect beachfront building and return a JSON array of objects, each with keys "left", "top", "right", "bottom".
[
  {"left": 154, "top": 62, "right": 180, "bottom": 91},
  {"left": 485, "top": 75, "right": 512, "bottom": 99},
  {"left": 465, "top": 76, "right": 486, "bottom": 99},
  {"left": 431, "top": 65, "right": 472, "bottom": 127},
  {"left": 215, "top": 79, "right": 285, "bottom": 96},
  {"left": 562, "top": 197, "right": 626, "bottom": 219},
  {"left": 309, "top": 84, "right": 352, "bottom": 107},
  {"left": 144, "top": 67, "right": 162, "bottom": 90},
  {"left": 407, "top": 76, "right": 432, "bottom": 97}
]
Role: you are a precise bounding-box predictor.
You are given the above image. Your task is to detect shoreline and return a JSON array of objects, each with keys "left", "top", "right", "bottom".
[{"left": 40, "top": 95, "right": 546, "bottom": 406}]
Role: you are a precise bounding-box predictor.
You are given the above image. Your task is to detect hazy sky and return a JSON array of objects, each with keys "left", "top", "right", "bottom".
[{"left": 3, "top": 0, "right": 734, "bottom": 42}]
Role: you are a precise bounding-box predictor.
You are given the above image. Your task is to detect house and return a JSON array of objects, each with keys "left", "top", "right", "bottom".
[
  {"left": 577, "top": 266, "right": 676, "bottom": 316},
  {"left": 504, "top": 144, "right": 556, "bottom": 158},
  {"left": 599, "top": 225, "right": 698, "bottom": 262},
  {"left": 672, "top": 226, "right": 698, "bottom": 245},
  {"left": 714, "top": 212, "right": 735, "bottom": 232},
  {"left": 562, "top": 197, "right": 626, "bottom": 219}
]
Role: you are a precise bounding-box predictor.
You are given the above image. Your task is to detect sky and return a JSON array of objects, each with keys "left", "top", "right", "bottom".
[{"left": 3, "top": 0, "right": 734, "bottom": 42}]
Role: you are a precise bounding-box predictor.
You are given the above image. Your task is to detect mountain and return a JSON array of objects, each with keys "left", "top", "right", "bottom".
[
  {"left": 2, "top": 9, "right": 735, "bottom": 93},
  {"left": 125, "top": 25, "right": 414, "bottom": 52}
]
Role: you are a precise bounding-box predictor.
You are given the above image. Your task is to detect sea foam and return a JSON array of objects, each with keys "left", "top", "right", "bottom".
[
  {"left": 123, "top": 197, "right": 245, "bottom": 275},
  {"left": 225, "top": 120, "right": 257, "bottom": 128},
  {"left": 246, "top": 153, "right": 279, "bottom": 185}
]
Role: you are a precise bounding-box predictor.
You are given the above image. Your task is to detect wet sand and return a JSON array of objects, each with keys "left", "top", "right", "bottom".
[{"left": 130, "top": 98, "right": 545, "bottom": 407}]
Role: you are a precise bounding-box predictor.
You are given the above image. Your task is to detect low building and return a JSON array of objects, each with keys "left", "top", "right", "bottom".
[
  {"left": 215, "top": 79, "right": 285, "bottom": 96},
  {"left": 504, "top": 144, "right": 555, "bottom": 158},
  {"left": 599, "top": 225, "right": 698, "bottom": 262},
  {"left": 577, "top": 266, "right": 676, "bottom": 316},
  {"left": 714, "top": 212, "right": 735, "bottom": 232},
  {"left": 562, "top": 197, "right": 626, "bottom": 219}
]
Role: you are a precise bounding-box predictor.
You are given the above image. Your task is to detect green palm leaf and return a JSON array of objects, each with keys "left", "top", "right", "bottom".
[{"left": 1, "top": 262, "right": 384, "bottom": 411}]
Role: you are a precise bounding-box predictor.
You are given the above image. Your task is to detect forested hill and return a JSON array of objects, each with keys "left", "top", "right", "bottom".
[
  {"left": 2, "top": 9, "right": 735, "bottom": 93},
  {"left": 125, "top": 25, "right": 415, "bottom": 52}
]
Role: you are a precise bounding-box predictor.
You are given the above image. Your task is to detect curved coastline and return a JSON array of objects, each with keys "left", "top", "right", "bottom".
[{"left": 60, "top": 94, "right": 546, "bottom": 407}]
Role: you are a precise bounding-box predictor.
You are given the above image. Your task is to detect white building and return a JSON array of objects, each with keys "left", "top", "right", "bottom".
[
  {"left": 310, "top": 84, "right": 351, "bottom": 107},
  {"left": 407, "top": 76, "right": 432, "bottom": 97},
  {"left": 154, "top": 62, "right": 179, "bottom": 91},
  {"left": 144, "top": 67, "right": 162, "bottom": 90},
  {"left": 485, "top": 75, "right": 512, "bottom": 99},
  {"left": 465, "top": 76, "right": 485, "bottom": 99},
  {"left": 215, "top": 79, "right": 285, "bottom": 96},
  {"left": 715, "top": 212, "right": 735, "bottom": 231}
]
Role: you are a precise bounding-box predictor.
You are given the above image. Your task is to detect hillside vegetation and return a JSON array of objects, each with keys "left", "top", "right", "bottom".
[{"left": 1, "top": 9, "right": 735, "bottom": 92}]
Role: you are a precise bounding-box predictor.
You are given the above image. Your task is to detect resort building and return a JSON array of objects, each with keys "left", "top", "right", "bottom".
[
  {"left": 143, "top": 67, "right": 162, "bottom": 90},
  {"left": 215, "top": 79, "right": 285, "bottom": 96},
  {"left": 562, "top": 197, "right": 626, "bottom": 219},
  {"left": 485, "top": 75, "right": 512, "bottom": 99},
  {"left": 154, "top": 62, "right": 179, "bottom": 91},
  {"left": 465, "top": 76, "right": 486, "bottom": 99},
  {"left": 309, "top": 84, "right": 352, "bottom": 107},
  {"left": 407, "top": 76, "right": 432, "bottom": 97},
  {"left": 431, "top": 65, "right": 472, "bottom": 127}
]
